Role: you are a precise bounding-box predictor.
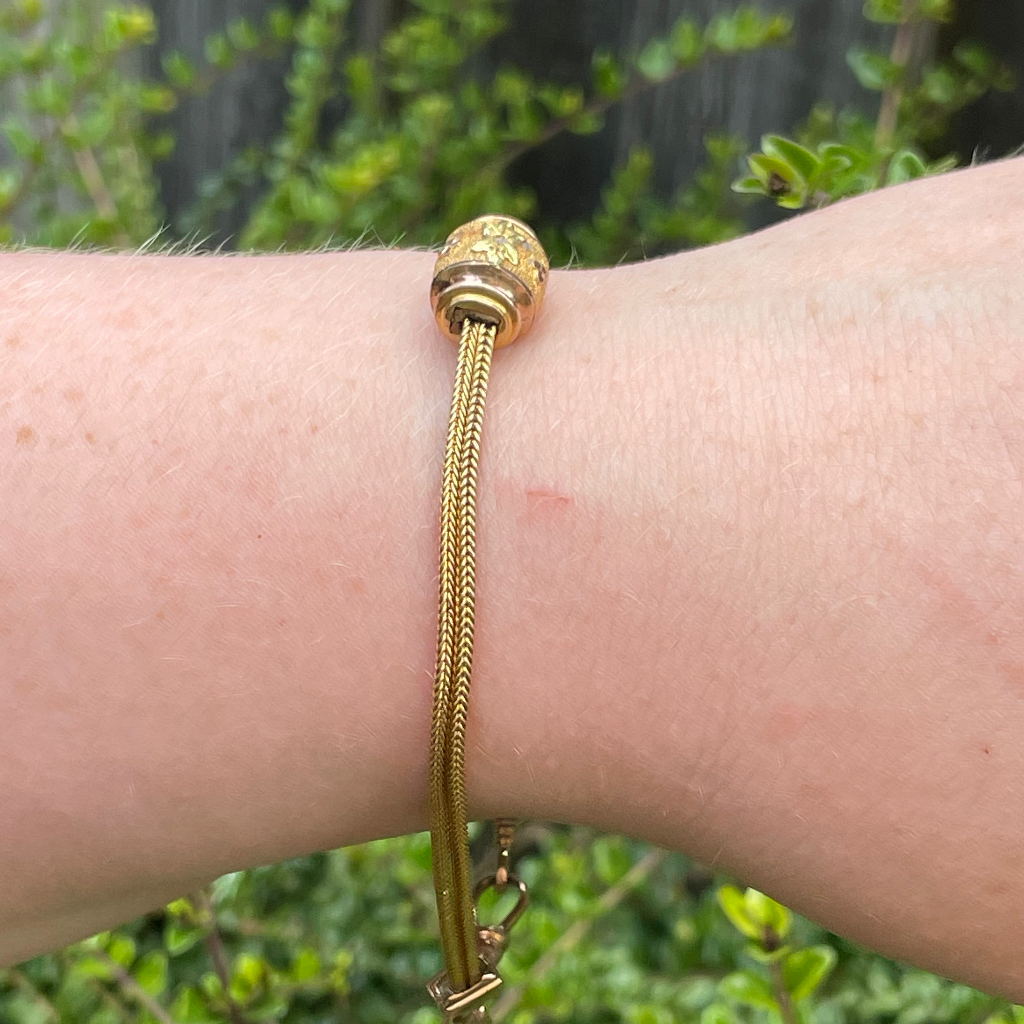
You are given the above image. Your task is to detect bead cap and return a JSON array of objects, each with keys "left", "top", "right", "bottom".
[{"left": 430, "top": 215, "right": 549, "bottom": 348}]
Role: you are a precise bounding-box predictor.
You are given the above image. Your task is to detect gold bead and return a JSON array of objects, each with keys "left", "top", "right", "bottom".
[{"left": 430, "top": 215, "right": 549, "bottom": 348}]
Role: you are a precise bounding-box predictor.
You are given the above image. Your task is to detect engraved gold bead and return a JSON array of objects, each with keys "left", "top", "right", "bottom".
[{"left": 430, "top": 214, "right": 549, "bottom": 348}]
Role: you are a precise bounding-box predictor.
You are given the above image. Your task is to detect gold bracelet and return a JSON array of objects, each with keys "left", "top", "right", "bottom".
[{"left": 425, "top": 215, "right": 550, "bottom": 1023}]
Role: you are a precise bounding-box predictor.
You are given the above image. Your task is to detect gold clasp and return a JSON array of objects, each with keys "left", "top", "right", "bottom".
[{"left": 426, "top": 875, "right": 529, "bottom": 1022}]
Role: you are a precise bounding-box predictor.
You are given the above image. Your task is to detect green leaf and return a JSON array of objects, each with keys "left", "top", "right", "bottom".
[
  {"left": 744, "top": 888, "right": 793, "bottom": 941},
  {"left": 847, "top": 47, "right": 900, "bottom": 90},
  {"left": 701, "top": 1004, "right": 741, "bottom": 1024},
  {"left": 717, "top": 885, "right": 761, "bottom": 940},
  {"left": 720, "top": 970, "right": 778, "bottom": 1011},
  {"left": 204, "top": 32, "right": 234, "bottom": 69},
  {"left": 165, "top": 923, "right": 204, "bottom": 956},
  {"left": 106, "top": 934, "right": 136, "bottom": 968},
  {"left": 569, "top": 110, "right": 604, "bottom": 135},
  {"left": 731, "top": 175, "right": 767, "bottom": 195},
  {"left": 918, "top": 0, "right": 953, "bottom": 21},
  {"left": 819, "top": 142, "right": 863, "bottom": 170},
  {"left": 345, "top": 53, "right": 375, "bottom": 108},
  {"left": 783, "top": 946, "right": 837, "bottom": 1000},
  {"left": 227, "top": 17, "right": 260, "bottom": 51},
  {"left": 626, "top": 1005, "right": 674, "bottom": 1024},
  {"left": 71, "top": 956, "right": 114, "bottom": 981},
  {"left": 636, "top": 38, "right": 675, "bottom": 82},
  {"left": 747, "top": 154, "right": 803, "bottom": 203},
  {"left": 951, "top": 41, "right": 993, "bottom": 78},
  {"left": 2, "top": 118, "right": 42, "bottom": 161},
  {"left": 670, "top": 19, "right": 705, "bottom": 65},
  {"left": 886, "top": 148, "right": 927, "bottom": 184},
  {"left": 592, "top": 836, "right": 632, "bottom": 885},
  {"left": 170, "top": 987, "right": 218, "bottom": 1024},
  {"left": 291, "top": 947, "right": 321, "bottom": 982},
  {"left": 162, "top": 50, "right": 197, "bottom": 88},
  {"left": 705, "top": 13, "right": 740, "bottom": 53},
  {"left": 138, "top": 83, "right": 177, "bottom": 113},
  {"left": 921, "top": 65, "right": 960, "bottom": 106},
  {"left": 592, "top": 49, "right": 625, "bottom": 98},
  {"left": 863, "top": 0, "right": 906, "bottom": 23},
  {"left": 230, "top": 951, "right": 267, "bottom": 1002},
  {"left": 267, "top": 7, "right": 294, "bottom": 40},
  {"left": 133, "top": 950, "right": 169, "bottom": 997},
  {"left": 761, "top": 134, "right": 820, "bottom": 182}
]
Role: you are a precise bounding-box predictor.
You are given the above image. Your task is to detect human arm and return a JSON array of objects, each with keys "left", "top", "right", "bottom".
[{"left": 0, "top": 159, "right": 1020, "bottom": 996}]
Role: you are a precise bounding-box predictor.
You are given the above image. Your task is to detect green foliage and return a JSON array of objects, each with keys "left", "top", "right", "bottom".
[
  {"left": 0, "top": 0, "right": 789, "bottom": 262},
  {"left": 233, "top": 0, "right": 788, "bottom": 254},
  {"left": 0, "top": 0, "right": 291, "bottom": 246},
  {"left": 0, "top": 1, "right": 1022, "bottom": 1021},
  {"left": 734, "top": 0, "right": 1016, "bottom": 208},
  {"left": 1, "top": 832, "right": 1018, "bottom": 1023}
]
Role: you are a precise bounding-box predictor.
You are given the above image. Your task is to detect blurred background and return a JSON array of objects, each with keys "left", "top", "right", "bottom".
[
  {"left": 0, "top": 0, "right": 1021, "bottom": 258},
  {"left": 148, "top": 0, "right": 1024, "bottom": 243},
  {"left": 0, "top": 2, "right": 1023, "bottom": 1023}
]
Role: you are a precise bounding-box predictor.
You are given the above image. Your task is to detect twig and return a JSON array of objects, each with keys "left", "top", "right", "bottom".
[
  {"left": 87, "top": 977, "right": 135, "bottom": 1022},
  {"left": 874, "top": 0, "right": 922, "bottom": 148},
  {"left": 769, "top": 958, "right": 799, "bottom": 1024},
  {"left": 5, "top": 968, "right": 61, "bottom": 1024},
  {"left": 490, "top": 846, "right": 668, "bottom": 1022},
  {"left": 195, "top": 888, "right": 254, "bottom": 1024},
  {"left": 61, "top": 116, "right": 132, "bottom": 249},
  {"left": 98, "top": 952, "right": 177, "bottom": 1024},
  {"left": 483, "top": 38, "right": 789, "bottom": 184}
]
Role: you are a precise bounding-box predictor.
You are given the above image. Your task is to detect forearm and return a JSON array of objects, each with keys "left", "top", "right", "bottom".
[{"left": 0, "top": 160, "right": 1020, "bottom": 996}]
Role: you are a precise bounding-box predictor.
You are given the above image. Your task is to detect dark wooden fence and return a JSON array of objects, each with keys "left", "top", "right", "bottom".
[{"left": 147, "top": 0, "right": 1024, "bottom": 242}]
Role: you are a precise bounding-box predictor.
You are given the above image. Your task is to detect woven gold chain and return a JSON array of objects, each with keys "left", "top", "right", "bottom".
[
  {"left": 430, "top": 316, "right": 495, "bottom": 990},
  {"left": 426, "top": 216, "right": 549, "bottom": 1022}
]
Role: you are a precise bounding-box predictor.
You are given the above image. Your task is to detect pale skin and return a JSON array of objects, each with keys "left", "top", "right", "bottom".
[{"left": 0, "top": 159, "right": 1020, "bottom": 998}]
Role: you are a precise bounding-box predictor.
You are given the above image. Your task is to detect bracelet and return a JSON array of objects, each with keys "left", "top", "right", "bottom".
[{"left": 425, "top": 215, "right": 550, "bottom": 1023}]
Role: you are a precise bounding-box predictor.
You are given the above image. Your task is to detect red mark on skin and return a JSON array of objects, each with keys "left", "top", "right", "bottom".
[
  {"left": 525, "top": 487, "right": 573, "bottom": 515},
  {"left": 767, "top": 701, "right": 809, "bottom": 742},
  {"left": 912, "top": 559, "right": 983, "bottom": 628},
  {"left": 115, "top": 307, "right": 139, "bottom": 332},
  {"left": 911, "top": 558, "right": 1024, "bottom": 694},
  {"left": 1002, "top": 661, "right": 1024, "bottom": 693},
  {"left": 15, "top": 425, "right": 35, "bottom": 445}
]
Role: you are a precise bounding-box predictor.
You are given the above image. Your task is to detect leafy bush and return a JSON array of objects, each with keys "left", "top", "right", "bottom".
[{"left": 0, "top": 1, "right": 1020, "bottom": 1022}]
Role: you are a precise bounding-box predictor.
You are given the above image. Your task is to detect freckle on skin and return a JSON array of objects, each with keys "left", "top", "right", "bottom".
[
  {"left": 84, "top": 432, "right": 96, "bottom": 445},
  {"left": 16, "top": 425, "right": 35, "bottom": 445},
  {"left": 4, "top": 335, "right": 19, "bottom": 347},
  {"left": 63, "top": 386, "right": 85, "bottom": 403},
  {"left": 310, "top": 423, "right": 319, "bottom": 434}
]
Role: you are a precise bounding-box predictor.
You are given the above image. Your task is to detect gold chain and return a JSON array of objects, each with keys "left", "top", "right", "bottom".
[
  {"left": 426, "top": 215, "right": 549, "bottom": 1023},
  {"left": 430, "top": 317, "right": 495, "bottom": 991}
]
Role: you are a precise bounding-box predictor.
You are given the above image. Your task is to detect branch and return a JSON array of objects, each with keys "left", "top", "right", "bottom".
[
  {"left": 484, "top": 38, "right": 789, "bottom": 183},
  {"left": 195, "top": 888, "right": 254, "bottom": 1024},
  {"left": 769, "top": 958, "right": 800, "bottom": 1024},
  {"left": 98, "top": 953, "right": 176, "bottom": 1024},
  {"left": 875, "top": 0, "right": 925, "bottom": 148},
  {"left": 5, "top": 968, "right": 61, "bottom": 1024}
]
